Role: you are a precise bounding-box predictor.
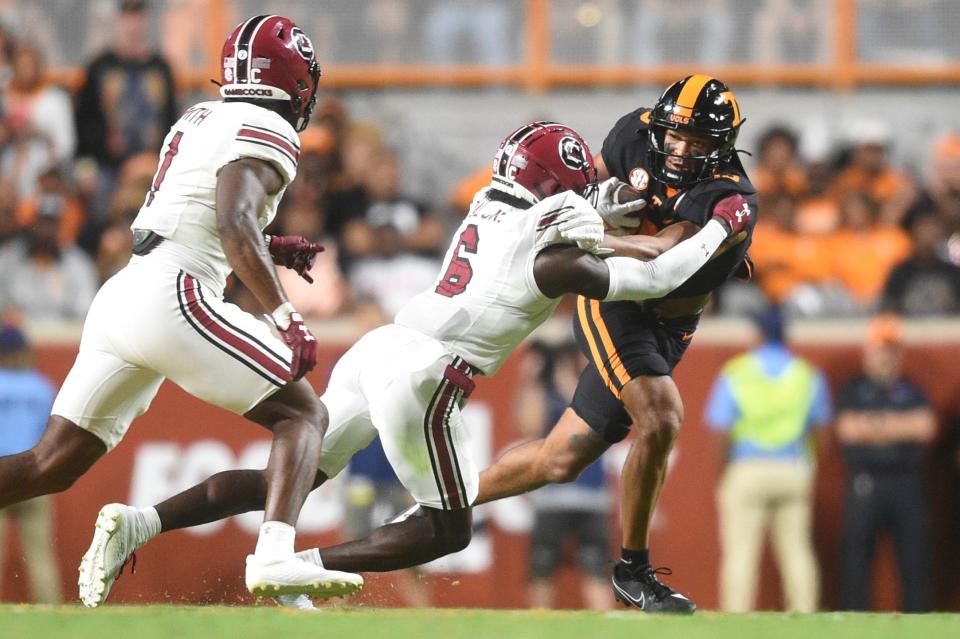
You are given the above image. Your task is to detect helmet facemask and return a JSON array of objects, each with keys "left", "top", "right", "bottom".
[{"left": 292, "top": 60, "right": 322, "bottom": 132}]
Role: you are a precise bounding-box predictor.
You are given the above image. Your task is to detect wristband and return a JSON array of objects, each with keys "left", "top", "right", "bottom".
[{"left": 271, "top": 302, "right": 297, "bottom": 330}]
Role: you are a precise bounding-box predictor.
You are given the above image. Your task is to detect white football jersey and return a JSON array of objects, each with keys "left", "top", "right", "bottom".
[
  {"left": 131, "top": 100, "right": 299, "bottom": 294},
  {"left": 395, "top": 188, "right": 583, "bottom": 375}
]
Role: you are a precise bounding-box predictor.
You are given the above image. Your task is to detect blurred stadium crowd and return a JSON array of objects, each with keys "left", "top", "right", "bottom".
[{"left": 1, "top": 2, "right": 959, "bottom": 329}]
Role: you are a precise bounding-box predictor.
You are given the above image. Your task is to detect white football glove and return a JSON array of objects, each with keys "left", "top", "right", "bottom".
[
  {"left": 557, "top": 203, "right": 612, "bottom": 255},
  {"left": 595, "top": 177, "right": 646, "bottom": 230}
]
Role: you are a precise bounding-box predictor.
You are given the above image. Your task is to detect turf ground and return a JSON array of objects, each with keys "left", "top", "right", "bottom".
[{"left": 1, "top": 605, "right": 957, "bottom": 639}]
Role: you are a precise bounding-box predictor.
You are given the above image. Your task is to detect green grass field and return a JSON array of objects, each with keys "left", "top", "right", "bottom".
[{"left": 1, "top": 605, "right": 957, "bottom": 639}]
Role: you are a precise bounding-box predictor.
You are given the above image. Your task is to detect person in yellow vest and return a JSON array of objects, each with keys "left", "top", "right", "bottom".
[{"left": 704, "top": 306, "right": 832, "bottom": 612}]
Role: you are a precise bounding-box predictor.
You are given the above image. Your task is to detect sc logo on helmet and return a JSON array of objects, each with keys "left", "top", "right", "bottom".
[
  {"left": 558, "top": 136, "right": 586, "bottom": 171},
  {"left": 291, "top": 27, "right": 315, "bottom": 61}
]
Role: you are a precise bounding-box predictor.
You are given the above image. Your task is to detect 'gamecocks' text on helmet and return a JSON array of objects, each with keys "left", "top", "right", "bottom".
[{"left": 220, "top": 15, "right": 322, "bottom": 132}]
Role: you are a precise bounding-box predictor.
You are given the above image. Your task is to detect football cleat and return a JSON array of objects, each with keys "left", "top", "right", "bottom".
[
  {"left": 245, "top": 554, "right": 364, "bottom": 599},
  {"left": 611, "top": 562, "right": 696, "bottom": 614},
  {"left": 78, "top": 503, "right": 141, "bottom": 607}
]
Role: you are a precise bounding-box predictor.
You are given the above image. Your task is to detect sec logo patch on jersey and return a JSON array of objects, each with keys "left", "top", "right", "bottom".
[{"left": 629, "top": 167, "right": 650, "bottom": 190}]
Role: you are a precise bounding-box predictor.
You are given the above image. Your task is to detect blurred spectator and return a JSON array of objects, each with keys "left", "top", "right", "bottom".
[
  {"left": 837, "top": 315, "right": 936, "bottom": 612},
  {"left": 831, "top": 119, "right": 919, "bottom": 227},
  {"left": 752, "top": 0, "right": 830, "bottom": 63},
  {"left": 0, "top": 44, "right": 75, "bottom": 197},
  {"left": 882, "top": 215, "right": 960, "bottom": 317},
  {"left": 748, "top": 192, "right": 855, "bottom": 317},
  {"left": 630, "top": 0, "right": 733, "bottom": 65},
  {"left": 826, "top": 191, "right": 911, "bottom": 310},
  {"left": 0, "top": 196, "right": 97, "bottom": 321},
  {"left": 0, "top": 324, "right": 61, "bottom": 603},
  {"left": 274, "top": 202, "right": 348, "bottom": 319},
  {"left": 515, "top": 341, "right": 612, "bottom": 610},
  {"left": 344, "top": 437, "right": 431, "bottom": 608},
  {"left": 424, "top": 1, "right": 514, "bottom": 65},
  {"left": 329, "top": 121, "right": 383, "bottom": 243},
  {"left": 15, "top": 168, "right": 85, "bottom": 249},
  {"left": 160, "top": 0, "right": 217, "bottom": 73},
  {"left": 343, "top": 147, "right": 445, "bottom": 320},
  {"left": 909, "top": 133, "right": 960, "bottom": 264},
  {"left": 705, "top": 306, "right": 829, "bottom": 612},
  {"left": 81, "top": 151, "right": 156, "bottom": 261},
  {"left": 449, "top": 165, "right": 490, "bottom": 215},
  {"left": 0, "top": 180, "right": 17, "bottom": 245},
  {"left": 794, "top": 159, "right": 842, "bottom": 235},
  {"left": 94, "top": 220, "right": 133, "bottom": 285},
  {"left": 0, "top": 24, "right": 13, "bottom": 88},
  {"left": 752, "top": 126, "right": 809, "bottom": 201},
  {"left": 74, "top": 0, "right": 176, "bottom": 217}
]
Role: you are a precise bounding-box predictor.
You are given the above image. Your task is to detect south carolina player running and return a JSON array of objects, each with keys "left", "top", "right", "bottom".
[
  {"left": 0, "top": 15, "right": 367, "bottom": 606},
  {"left": 78, "top": 120, "right": 751, "bottom": 608}
]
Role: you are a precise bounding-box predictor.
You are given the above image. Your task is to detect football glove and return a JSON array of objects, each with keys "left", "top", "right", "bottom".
[
  {"left": 557, "top": 203, "right": 612, "bottom": 255},
  {"left": 270, "top": 302, "right": 317, "bottom": 381},
  {"left": 594, "top": 178, "right": 647, "bottom": 231},
  {"left": 266, "top": 235, "right": 324, "bottom": 284}
]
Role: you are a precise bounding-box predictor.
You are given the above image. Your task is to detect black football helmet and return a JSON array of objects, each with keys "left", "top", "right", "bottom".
[{"left": 647, "top": 75, "right": 744, "bottom": 188}]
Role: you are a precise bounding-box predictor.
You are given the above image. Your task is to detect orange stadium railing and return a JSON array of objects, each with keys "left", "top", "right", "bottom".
[{"left": 47, "top": 0, "right": 960, "bottom": 93}]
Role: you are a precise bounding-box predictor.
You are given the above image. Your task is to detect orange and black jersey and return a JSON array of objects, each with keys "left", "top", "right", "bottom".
[{"left": 600, "top": 107, "right": 758, "bottom": 302}]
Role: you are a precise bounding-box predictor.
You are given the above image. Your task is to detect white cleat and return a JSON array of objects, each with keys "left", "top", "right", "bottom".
[
  {"left": 78, "top": 503, "right": 140, "bottom": 607},
  {"left": 275, "top": 594, "right": 319, "bottom": 611},
  {"left": 245, "top": 555, "right": 364, "bottom": 600}
]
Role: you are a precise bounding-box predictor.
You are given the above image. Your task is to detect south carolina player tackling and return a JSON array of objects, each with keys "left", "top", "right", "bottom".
[
  {"left": 0, "top": 14, "right": 368, "bottom": 606},
  {"left": 81, "top": 120, "right": 751, "bottom": 608}
]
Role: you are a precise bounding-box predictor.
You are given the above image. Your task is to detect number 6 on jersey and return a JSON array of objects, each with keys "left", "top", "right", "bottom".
[{"left": 435, "top": 224, "right": 479, "bottom": 297}]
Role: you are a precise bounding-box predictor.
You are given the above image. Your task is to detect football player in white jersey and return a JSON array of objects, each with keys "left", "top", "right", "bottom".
[
  {"left": 0, "top": 14, "right": 364, "bottom": 606},
  {"left": 81, "top": 120, "right": 751, "bottom": 607}
]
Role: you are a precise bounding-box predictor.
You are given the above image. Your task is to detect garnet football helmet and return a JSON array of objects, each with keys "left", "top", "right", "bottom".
[
  {"left": 491, "top": 121, "right": 597, "bottom": 205},
  {"left": 220, "top": 15, "right": 322, "bottom": 132},
  {"left": 647, "top": 75, "right": 744, "bottom": 188}
]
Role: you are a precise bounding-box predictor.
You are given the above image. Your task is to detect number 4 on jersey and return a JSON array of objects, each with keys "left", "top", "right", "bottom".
[{"left": 436, "top": 224, "right": 479, "bottom": 297}]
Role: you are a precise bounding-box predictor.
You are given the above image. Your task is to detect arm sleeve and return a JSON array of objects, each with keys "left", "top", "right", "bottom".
[
  {"left": 603, "top": 219, "right": 728, "bottom": 301},
  {"left": 227, "top": 110, "right": 300, "bottom": 186},
  {"left": 704, "top": 375, "right": 739, "bottom": 432}
]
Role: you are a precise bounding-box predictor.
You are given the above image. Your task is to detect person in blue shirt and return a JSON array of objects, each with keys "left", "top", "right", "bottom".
[
  {"left": 0, "top": 324, "right": 61, "bottom": 602},
  {"left": 704, "top": 306, "right": 831, "bottom": 612}
]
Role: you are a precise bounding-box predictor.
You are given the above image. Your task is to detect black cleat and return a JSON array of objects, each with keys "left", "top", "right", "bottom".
[{"left": 611, "top": 562, "right": 697, "bottom": 614}]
